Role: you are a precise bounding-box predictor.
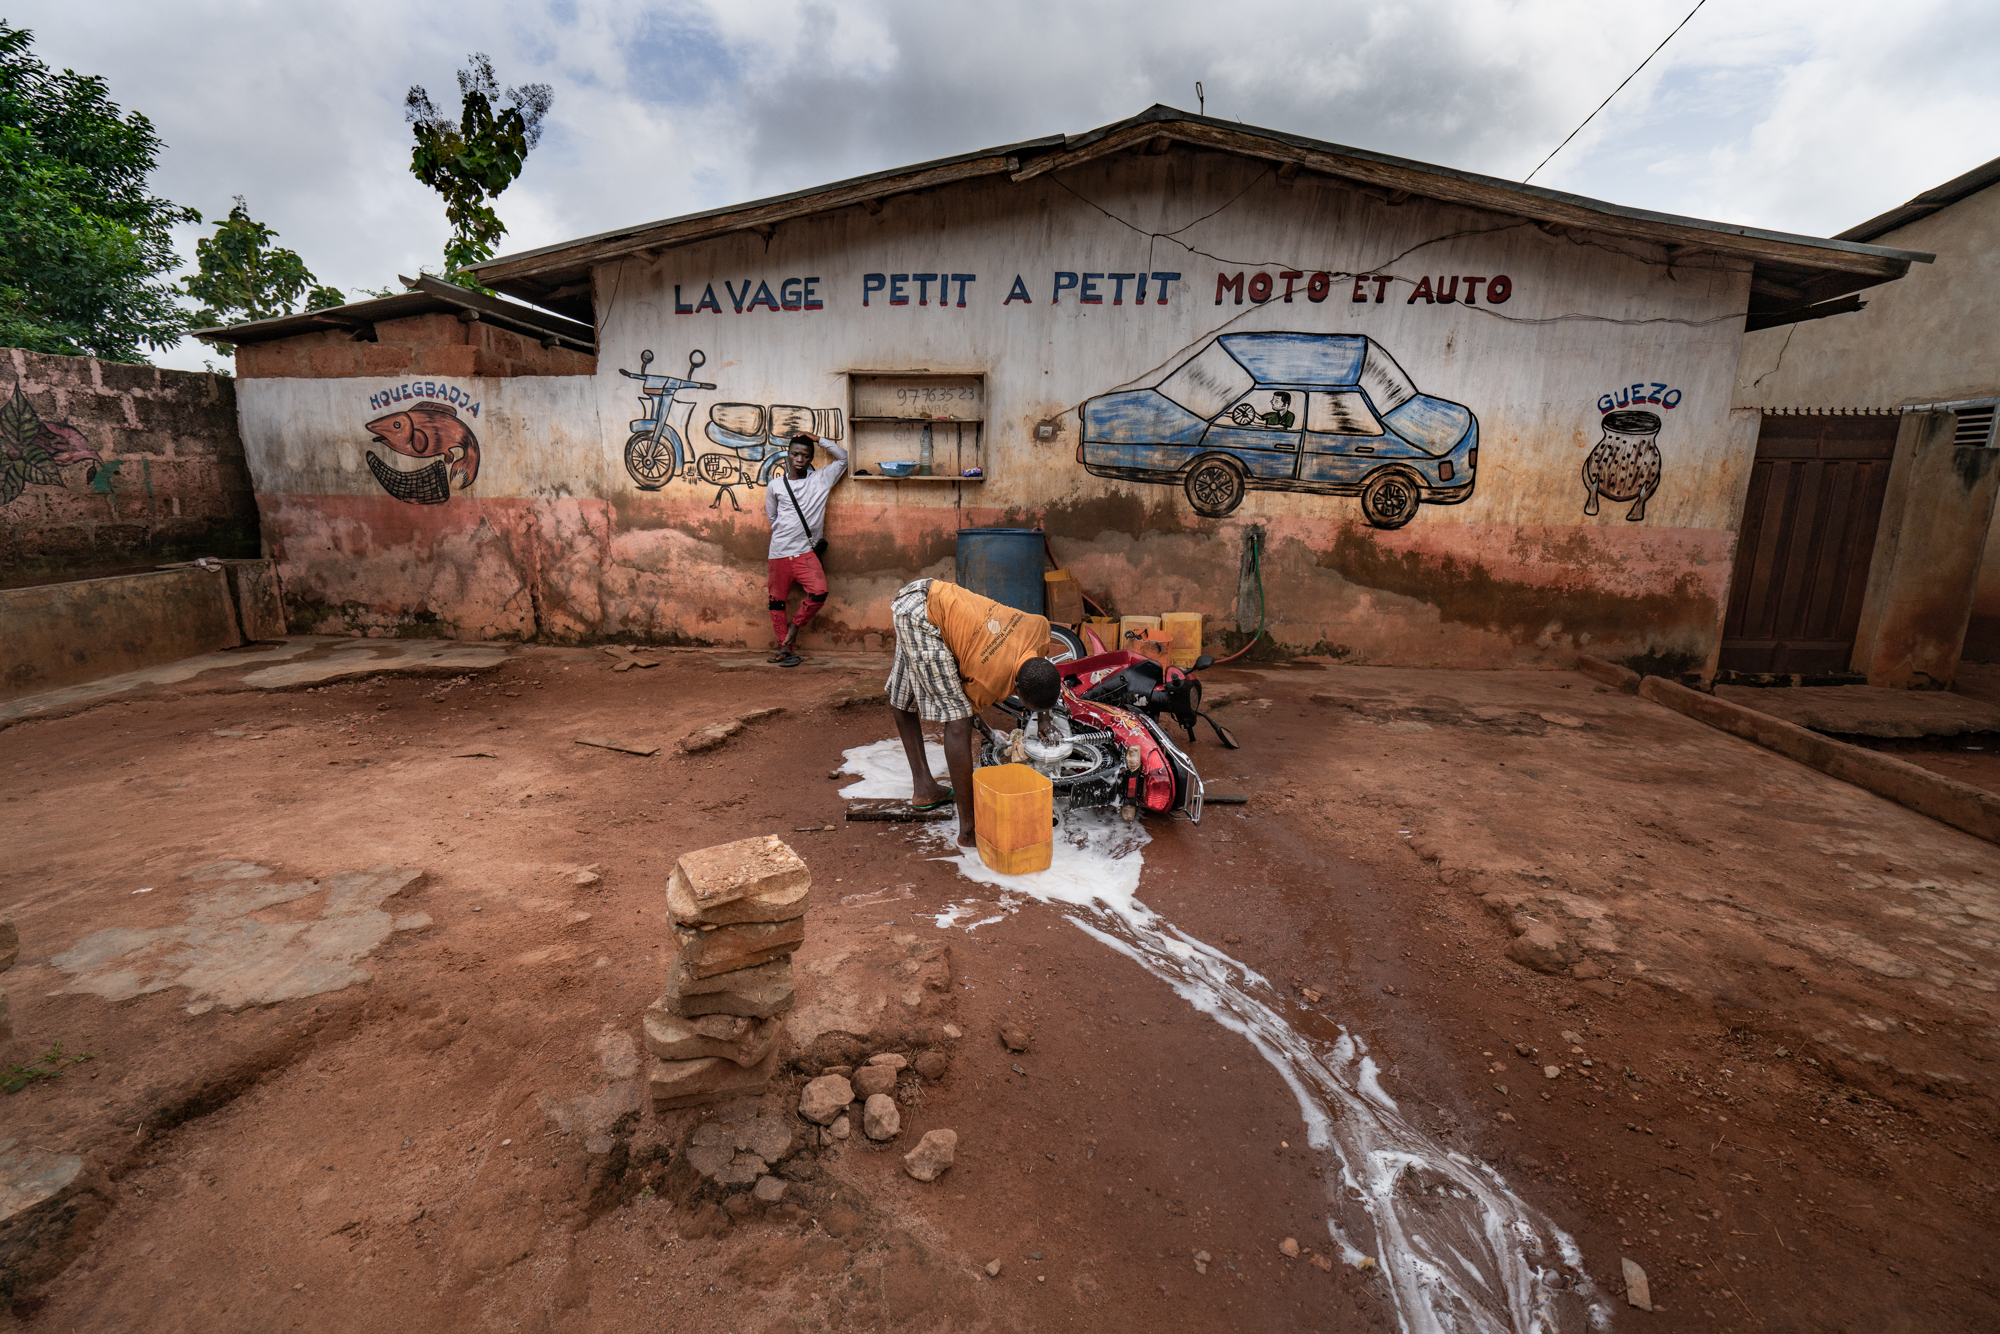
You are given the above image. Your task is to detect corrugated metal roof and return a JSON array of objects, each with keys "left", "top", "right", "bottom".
[
  {"left": 189, "top": 276, "right": 596, "bottom": 352},
  {"left": 1838, "top": 154, "right": 2000, "bottom": 244},
  {"left": 467, "top": 104, "right": 1932, "bottom": 323}
]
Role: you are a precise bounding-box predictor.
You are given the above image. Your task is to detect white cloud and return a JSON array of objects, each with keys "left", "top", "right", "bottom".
[{"left": 9, "top": 0, "right": 1994, "bottom": 372}]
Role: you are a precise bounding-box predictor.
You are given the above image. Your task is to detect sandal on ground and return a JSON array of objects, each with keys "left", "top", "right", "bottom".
[
  {"left": 776, "top": 653, "right": 804, "bottom": 668},
  {"left": 910, "top": 791, "right": 954, "bottom": 812}
]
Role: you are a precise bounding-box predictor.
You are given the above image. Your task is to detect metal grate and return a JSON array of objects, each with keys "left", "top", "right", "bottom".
[{"left": 1955, "top": 406, "right": 1997, "bottom": 448}]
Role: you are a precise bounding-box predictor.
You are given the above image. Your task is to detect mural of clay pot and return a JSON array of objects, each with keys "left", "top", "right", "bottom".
[{"left": 1582, "top": 408, "right": 1662, "bottom": 521}]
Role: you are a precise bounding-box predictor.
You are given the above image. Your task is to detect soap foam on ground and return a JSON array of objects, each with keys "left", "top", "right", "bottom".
[{"left": 840, "top": 740, "right": 1608, "bottom": 1333}]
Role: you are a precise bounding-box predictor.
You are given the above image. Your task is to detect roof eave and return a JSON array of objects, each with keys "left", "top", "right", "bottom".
[
  {"left": 472, "top": 106, "right": 1930, "bottom": 303},
  {"left": 190, "top": 278, "right": 597, "bottom": 352}
]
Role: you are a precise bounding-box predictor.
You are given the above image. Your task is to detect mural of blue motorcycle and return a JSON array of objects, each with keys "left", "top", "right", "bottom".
[
  {"left": 619, "top": 349, "right": 845, "bottom": 508},
  {"left": 619, "top": 349, "right": 716, "bottom": 492},
  {"left": 1077, "top": 332, "right": 1478, "bottom": 527}
]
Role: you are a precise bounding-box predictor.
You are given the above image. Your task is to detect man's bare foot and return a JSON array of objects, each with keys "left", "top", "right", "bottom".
[
  {"left": 911, "top": 782, "right": 951, "bottom": 808},
  {"left": 956, "top": 830, "right": 978, "bottom": 849}
]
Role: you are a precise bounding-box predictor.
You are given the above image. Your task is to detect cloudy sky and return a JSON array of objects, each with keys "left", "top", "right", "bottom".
[{"left": 14, "top": 0, "right": 1999, "bottom": 371}]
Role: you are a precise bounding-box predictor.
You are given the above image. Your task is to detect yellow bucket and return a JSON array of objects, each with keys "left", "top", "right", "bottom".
[
  {"left": 1162, "top": 612, "right": 1203, "bottom": 668},
  {"left": 1083, "top": 617, "right": 1120, "bottom": 654},
  {"left": 974, "top": 764, "right": 1053, "bottom": 875}
]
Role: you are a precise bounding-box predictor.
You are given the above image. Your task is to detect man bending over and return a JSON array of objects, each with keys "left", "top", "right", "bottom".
[{"left": 885, "top": 578, "right": 1061, "bottom": 848}]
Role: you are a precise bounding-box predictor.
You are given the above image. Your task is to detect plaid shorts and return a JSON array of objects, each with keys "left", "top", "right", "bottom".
[{"left": 885, "top": 579, "right": 975, "bottom": 722}]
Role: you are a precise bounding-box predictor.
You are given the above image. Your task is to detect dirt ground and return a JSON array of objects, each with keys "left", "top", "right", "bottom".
[{"left": 2, "top": 644, "right": 1997, "bottom": 1332}]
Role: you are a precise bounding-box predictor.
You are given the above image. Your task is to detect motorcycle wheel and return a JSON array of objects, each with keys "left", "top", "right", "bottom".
[
  {"left": 1045, "top": 625, "right": 1087, "bottom": 664},
  {"left": 625, "top": 431, "right": 678, "bottom": 490},
  {"left": 979, "top": 735, "right": 1113, "bottom": 791}
]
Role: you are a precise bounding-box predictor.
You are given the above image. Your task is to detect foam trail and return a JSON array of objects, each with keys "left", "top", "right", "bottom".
[{"left": 841, "top": 741, "right": 1611, "bottom": 1334}]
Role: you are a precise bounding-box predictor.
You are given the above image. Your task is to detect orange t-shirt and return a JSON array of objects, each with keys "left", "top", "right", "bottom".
[{"left": 925, "top": 581, "right": 1052, "bottom": 710}]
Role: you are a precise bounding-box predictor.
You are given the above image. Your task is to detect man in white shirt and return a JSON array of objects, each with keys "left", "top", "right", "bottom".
[{"left": 765, "top": 432, "right": 847, "bottom": 666}]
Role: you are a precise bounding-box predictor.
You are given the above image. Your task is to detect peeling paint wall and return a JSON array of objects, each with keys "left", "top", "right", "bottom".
[{"left": 236, "top": 149, "right": 1759, "bottom": 667}]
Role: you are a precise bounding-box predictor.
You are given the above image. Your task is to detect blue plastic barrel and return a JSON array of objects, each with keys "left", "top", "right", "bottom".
[{"left": 955, "top": 528, "right": 1045, "bottom": 616}]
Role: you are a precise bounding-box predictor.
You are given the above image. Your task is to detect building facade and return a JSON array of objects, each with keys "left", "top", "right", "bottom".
[
  {"left": 216, "top": 108, "right": 1921, "bottom": 674},
  {"left": 1732, "top": 156, "right": 1998, "bottom": 684}
]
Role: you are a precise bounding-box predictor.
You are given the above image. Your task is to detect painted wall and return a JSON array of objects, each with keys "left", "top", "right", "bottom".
[
  {"left": 0, "top": 349, "right": 256, "bottom": 588},
  {"left": 241, "top": 150, "right": 1760, "bottom": 669}
]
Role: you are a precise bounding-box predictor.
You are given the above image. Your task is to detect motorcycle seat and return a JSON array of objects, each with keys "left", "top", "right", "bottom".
[{"left": 705, "top": 421, "right": 778, "bottom": 458}]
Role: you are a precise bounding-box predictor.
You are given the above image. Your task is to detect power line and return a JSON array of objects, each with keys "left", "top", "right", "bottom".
[{"left": 1523, "top": 0, "right": 1709, "bottom": 184}]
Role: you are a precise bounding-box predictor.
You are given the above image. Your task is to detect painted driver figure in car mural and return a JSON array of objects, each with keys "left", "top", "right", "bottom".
[{"left": 1077, "top": 332, "right": 1478, "bottom": 528}]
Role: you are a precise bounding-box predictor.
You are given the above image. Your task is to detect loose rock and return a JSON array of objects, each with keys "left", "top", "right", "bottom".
[
  {"left": 1622, "top": 1257, "right": 1653, "bottom": 1312},
  {"left": 985, "top": 1260, "right": 1002, "bottom": 1277},
  {"left": 752, "top": 1175, "right": 788, "bottom": 1205},
  {"left": 853, "top": 1064, "right": 897, "bottom": 1098},
  {"left": 913, "top": 1051, "right": 948, "bottom": 1080},
  {"left": 862, "top": 1093, "right": 900, "bottom": 1141},
  {"left": 642, "top": 1008, "right": 784, "bottom": 1067},
  {"left": 1000, "top": 1027, "right": 1030, "bottom": 1053},
  {"left": 799, "top": 1075, "right": 855, "bottom": 1124},
  {"left": 679, "top": 719, "right": 744, "bottom": 754},
  {"left": 666, "top": 835, "right": 812, "bottom": 926},
  {"left": 867, "top": 1052, "right": 909, "bottom": 1070},
  {"left": 831, "top": 1115, "right": 851, "bottom": 1140},
  {"left": 672, "top": 917, "right": 806, "bottom": 979},
  {"left": 647, "top": 1045, "right": 783, "bottom": 1110},
  {"left": 1506, "top": 922, "right": 1573, "bottom": 974},
  {"left": 942, "top": 1023, "right": 963, "bottom": 1040},
  {"left": 663, "top": 956, "right": 796, "bottom": 1020},
  {"left": 902, "top": 1128, "right": 957, "bottom": 1181},
  {"left": 1279, "top": 1237, "right": 1300, "bottom": 1258},
  {"left": 1543, "top": 1065, "right": 1561, "bottom": 1080}
]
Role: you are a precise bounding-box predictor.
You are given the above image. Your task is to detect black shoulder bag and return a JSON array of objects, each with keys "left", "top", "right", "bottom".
[{"left": 782, "top": 476, "right": 828, "bottom": 560}]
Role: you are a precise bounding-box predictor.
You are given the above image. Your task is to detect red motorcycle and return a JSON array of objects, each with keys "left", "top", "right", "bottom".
[{"left": 982, "top": 650, "right": 1236, "bottom": 824}]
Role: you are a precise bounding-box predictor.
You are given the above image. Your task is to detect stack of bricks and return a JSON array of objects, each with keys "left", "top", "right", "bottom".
[{"left": 644, "top": 835, "right": 810, "bottom": 1110}]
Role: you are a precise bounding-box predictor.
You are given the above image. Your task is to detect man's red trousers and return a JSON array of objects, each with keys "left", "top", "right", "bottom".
[{"left": 767, "top": 552, "right": 828, "bottom": 641}]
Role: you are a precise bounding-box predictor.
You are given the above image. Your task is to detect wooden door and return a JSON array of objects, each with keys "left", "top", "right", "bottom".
[{"left": 1720, "top": 415, "right": 1899, "bottom": 674}]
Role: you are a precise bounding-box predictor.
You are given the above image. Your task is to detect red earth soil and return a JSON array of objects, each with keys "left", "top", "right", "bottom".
[{"left": 1, "top": 647, "right": 1996, "bottom": 1332}]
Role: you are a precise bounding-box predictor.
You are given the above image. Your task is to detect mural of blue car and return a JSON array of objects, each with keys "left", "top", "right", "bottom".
[{"left": 1078, "top": 332, "right": 1478, "bottom": 527}]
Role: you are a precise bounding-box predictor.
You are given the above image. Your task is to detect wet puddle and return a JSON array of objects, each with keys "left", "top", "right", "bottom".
[{"left": 843, "top": 740, "right": 1609, "bottom": 1333}]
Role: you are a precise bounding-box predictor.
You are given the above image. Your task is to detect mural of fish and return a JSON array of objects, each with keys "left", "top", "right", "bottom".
[{"left": 365, "top": 401, "right": 481, "bottom": 504}]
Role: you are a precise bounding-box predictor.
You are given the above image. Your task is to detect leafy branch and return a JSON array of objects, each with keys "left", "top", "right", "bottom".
[
  {"left": 181, "top": 197, "right": 344, "bottom": 352},
  {"left": 405, "top": 54, "right": 552, "bottom": 284}
]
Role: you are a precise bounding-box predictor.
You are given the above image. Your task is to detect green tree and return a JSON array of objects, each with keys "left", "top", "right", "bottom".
[
  {"left": 182, "top": 198, "right": 344, "bottom": 352},
  {"left": 0, "top": 22, "right": 199, "bottom": 362},
  {"left": 405, "top": 54, "right": 552, "bottom": 282}
]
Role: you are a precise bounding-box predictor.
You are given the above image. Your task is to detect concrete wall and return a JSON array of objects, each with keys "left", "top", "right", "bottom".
[
  {"left": 1735, "top": 180, "right": 1997, "bottom": 411},
  {"left": 1853, "top": 411, "right": 2000, "bottom": 687},
  {"left": 1736, "top": 178, "right": 2000, "bottom": 664},
  {"left": 0, "top": 565, "right": 243, "bottom": 699},
  {"left": 236, "top": 312, "right": 596, "bottom": 381},
  {"left": 0, "top": 349, "right": 258, "bottom": 588},
  {"left": 238, "top": 149, "right": 1762, "bottom": 669}
]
